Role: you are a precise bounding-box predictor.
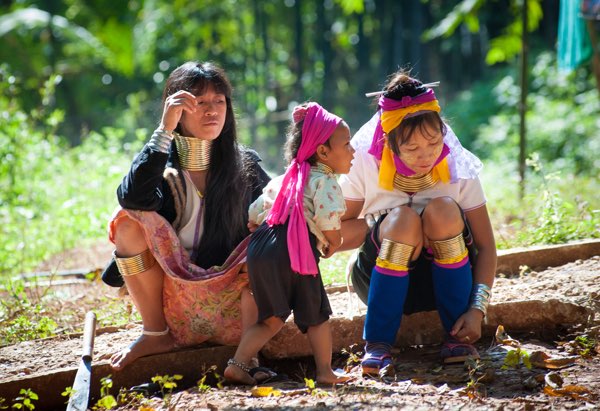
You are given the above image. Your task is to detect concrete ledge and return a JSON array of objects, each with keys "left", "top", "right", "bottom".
[
  {"left": 262, "top": 299, "right": 593, "bottom": 359},
  {"left": 0, "top": 345, "right": 236, "bottom": 411},
  {"left": 495, "top": 239, "right": 600, "bottom": 275}
]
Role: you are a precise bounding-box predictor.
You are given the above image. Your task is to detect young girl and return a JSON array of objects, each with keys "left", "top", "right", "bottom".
[
  {"left": 224, "top": 102, "right": 354, "bottom": 385},
  {"left": 339, "top": 71, "right": 497, "bottom": 377}
]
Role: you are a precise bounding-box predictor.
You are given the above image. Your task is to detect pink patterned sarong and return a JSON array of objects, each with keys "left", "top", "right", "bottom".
[{"left": 109, "top": 208, "right": 250, "bottom": 347}]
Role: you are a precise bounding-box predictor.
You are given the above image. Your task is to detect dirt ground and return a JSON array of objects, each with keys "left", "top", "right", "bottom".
[{"left": 1, "top": 244, "right": 599, "bottom": 410}]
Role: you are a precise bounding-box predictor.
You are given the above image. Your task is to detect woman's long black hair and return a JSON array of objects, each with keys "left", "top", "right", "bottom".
[{"left": 162, "top": 61, "right": 251, "bottom": 267}]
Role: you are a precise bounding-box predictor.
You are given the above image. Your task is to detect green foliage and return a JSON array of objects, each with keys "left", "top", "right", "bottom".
[
  {"left": 424, "top": 0, "right": 543, "bottom": 65},
  {"left": 475, "top": 52, "right": 599, "bottom": 175},
  {"left": 423, "top": 0, "right": 486, "bottom": 40},
  {"left": 93, "top": 376, "right": 117, "bottom": 410},
  {"left": 304, "top": 377, "right": 330, "bottom": 397},
  {"left": 483, "top": 158, "right": 599, "bottom": 249},
  {"left": 196, "top": 365, "right": 224, "bottom": 392},
  {"left": 0, "top": 279, "right": 57, "bottom": 344},
  {"left": 151, "top": 374, "right": 183, "bottom": 408},
  {"left": 319, "top": 250, "right": 354, "bottom": 286},
  {"left": 60, "top": 386, "right": 73, "bottom": 403},
  {"left": 524, "top": 153, "right": 597, "bottom": 244},
  {"left": 573, "top": 335, "right": 597, "bottom": 358},
  {"left": 463, "top": 358, "right": 487, "bottom": 399},
  {"left": 10, "top": 389, "right": 38, "bottom": 411},
  {"left": 0, "top": 66, "right": 139, "bottom": 277},
  {"left": 502, "top": 347, "right": 531, "bottom": 370}
]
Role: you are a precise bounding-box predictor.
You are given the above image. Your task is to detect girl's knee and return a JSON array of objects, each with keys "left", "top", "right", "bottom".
[
  {"left": 423, "top": 197, "right": 463, "bottom": 236},
  {"left": 379, "top": 206, "right": 422, "bottom": 244}
]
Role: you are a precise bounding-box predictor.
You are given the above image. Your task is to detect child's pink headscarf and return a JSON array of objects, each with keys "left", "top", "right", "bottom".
[{"left": 266, "top": 102, "right": 342, "bottom": 275}]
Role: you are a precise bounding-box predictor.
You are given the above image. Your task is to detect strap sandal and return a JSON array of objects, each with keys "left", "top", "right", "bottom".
[
  {"left": 249, "top": 366, "right": 289, "bottom": 384},
  {"left": 128, "top": 382, "right": 162, "bottom": 397},
  {"left": 361, "top": 352, "right": 395, "bottom": 378},
  {"left": 441, "top": 340, "right": 480, "bottom": 364}
]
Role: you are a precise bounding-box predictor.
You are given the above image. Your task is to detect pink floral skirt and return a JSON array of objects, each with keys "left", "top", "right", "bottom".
[{"left": 109, "top": 208, "right": 250, "bottom": 347}]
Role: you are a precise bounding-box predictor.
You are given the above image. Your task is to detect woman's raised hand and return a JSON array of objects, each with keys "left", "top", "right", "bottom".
[{"left": 159, "top": 90, "right": 198, "bottom": 132}]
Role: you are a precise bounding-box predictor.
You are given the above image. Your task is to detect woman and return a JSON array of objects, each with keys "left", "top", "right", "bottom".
[
  {"left": 338, "top": 70, "right": 497, "bottom": 377},
  {"left": 101, "top": 61, "right": 270, "bottom": 371}
]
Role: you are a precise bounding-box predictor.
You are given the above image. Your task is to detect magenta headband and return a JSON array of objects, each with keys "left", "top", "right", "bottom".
[
  {"left": 266, "top": 102, "right": 342, "bottom": 275},
  {"left": 368, "top": 88, "right": 438, "bottom": 160}
]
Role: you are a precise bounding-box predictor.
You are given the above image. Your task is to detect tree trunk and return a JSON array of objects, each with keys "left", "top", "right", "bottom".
[
  {"left": 518, "top": 0, "right": 529, "bottom": 200},
  {"left": 316, "top": 0, "right": 334, "bottom": 109}
]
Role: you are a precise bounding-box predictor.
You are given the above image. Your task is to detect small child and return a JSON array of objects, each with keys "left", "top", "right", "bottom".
[{"left": 224, "top": 102, "right": 355, "bottom": 385}]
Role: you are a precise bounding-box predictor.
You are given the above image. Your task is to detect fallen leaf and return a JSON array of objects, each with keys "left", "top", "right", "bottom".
[
  {"left": 495, "top": 325, "right": 520, "bottom": 347},
  {"left": 544, "top": 372, "right": 564, "bottom": 389},
  {"left": 251, "top": 386, "right": 282, "bottom": 397},
  {"left": 543, "top": 384, "right": 596, "bottom": 401},
  {"left": 529, "top": 351, "right": 578, "bottom": 369}
]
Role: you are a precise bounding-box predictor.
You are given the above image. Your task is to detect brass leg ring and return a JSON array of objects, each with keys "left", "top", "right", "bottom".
[{"left": 113, "top": 249, "right": 156, "bottom": 277}]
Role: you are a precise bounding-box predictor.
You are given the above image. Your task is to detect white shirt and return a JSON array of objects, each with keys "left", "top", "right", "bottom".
[{"left": 339, "top": 140, "right": 486, "bottom": 217}]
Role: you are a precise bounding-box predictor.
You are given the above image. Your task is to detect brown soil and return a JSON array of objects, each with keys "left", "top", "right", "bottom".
[{"left": 1, "top": 243, "right": 599, "bottom": 410}]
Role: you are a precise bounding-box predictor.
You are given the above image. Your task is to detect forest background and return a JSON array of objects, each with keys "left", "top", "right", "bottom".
[{"left": 0, "top": 0, "right": 598, "bottom": 282}]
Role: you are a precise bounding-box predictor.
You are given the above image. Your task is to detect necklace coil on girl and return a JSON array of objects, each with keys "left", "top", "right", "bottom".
[{"left": 393, "top": 171, "right": 438, "bottom": 192}]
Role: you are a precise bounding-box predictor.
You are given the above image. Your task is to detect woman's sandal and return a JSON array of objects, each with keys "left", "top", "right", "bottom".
[
  {"left": 361, "top": 352, "right": 395, "bottom": 378},
  {"left": 440, "top": 340, "right": 480, "bottom": 364}
]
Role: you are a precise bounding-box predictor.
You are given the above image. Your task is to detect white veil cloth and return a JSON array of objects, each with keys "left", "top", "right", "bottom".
[{"left": 352, "top": 112, "right": 483, "bottom": 182}]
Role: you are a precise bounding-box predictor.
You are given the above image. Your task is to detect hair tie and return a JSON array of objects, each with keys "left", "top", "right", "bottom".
[{"left": 292, "top": 105, "right": 308, "bottom": 123}]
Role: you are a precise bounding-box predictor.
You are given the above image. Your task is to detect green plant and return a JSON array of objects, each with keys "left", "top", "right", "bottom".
[
  {"left": 60, "top": 386, "right": 73, "bottom": 404},
  {"left": 0, "top": 398, "right": 7, "bottom": 410},
  {"left": 115, "top": 388, "right": 147, "bottom": 410},
  {"left": 502, "top": 347, "right": 532, "bottom": 370},
  {"left": 522, "top": 153, "right": 598, "bottom": 245},
  {"left": 93, "top": 376, "right": 117, "bottom": 410},
  {"left": 340, "top": 344, "right": 362, "bottom": 371},
  {"left": 10, "top": 389, "right": 38, "bottom": 410},
  {"left": 0, "top": 279, "right": 57, "bottom": 345},
  {"left": 462, "top": 358, "right": 488, "bottom": 399},
  {"left": 304, "top": 378, "right": 330, "bottom": 398},
  {"left": 151, "top": 374, "right": 183, "bottom": 408},
  {"left": 574, "top": 335, "right": 597, "bottom": 358},
  {"left": 196, "top": 365, "right": 224, "bottom": 392}
]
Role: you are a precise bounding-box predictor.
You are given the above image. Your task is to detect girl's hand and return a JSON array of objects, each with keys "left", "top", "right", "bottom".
[
  {"left": 450, "top": 308, "right": 484, "bottom": 343},
  {"left": 159, "top": 90, "right": 198, "bottom": 132},
  {"left": 247, "top": 221, "right": 259, "bottom": 233},
  {"left": 320, "top": 245, "right": 335, "bottom": 259}
]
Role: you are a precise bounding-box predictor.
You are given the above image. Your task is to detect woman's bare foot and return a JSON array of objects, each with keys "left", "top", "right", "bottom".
[
  {"left": 316, "top": 370, "right": 352, "bottom": 385},
  {"left": 224, "top": 359, "right": 257, "bottom": 385},
  {"left": 110, "top": 333, "right": 176, "bottom": 370}
]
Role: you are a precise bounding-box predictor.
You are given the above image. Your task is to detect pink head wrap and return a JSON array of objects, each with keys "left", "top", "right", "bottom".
[
  {"left": 266, "top": 102, "right": 342, "bottom": 275},
  {"left": 367, "top": 89, "right": 449, "bottom": 176}
]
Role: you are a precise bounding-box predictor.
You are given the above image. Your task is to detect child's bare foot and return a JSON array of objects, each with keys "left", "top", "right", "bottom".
[
  {"left": 110, "top": 333, "right": 175, "bottom": 370},
  {"left": 316, "top": 370, "right": 352, "bottom": 385},
  {"left": 224, "top": 358, "right": 257, "bottom": 385}
]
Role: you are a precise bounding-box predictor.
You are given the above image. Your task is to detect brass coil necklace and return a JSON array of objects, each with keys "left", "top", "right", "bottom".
[
  {"left": 393, "top": 171, "right": 439, "bottom": 193},
  {"left": 174, "top": 133, "right": 212, "bottom": 171}
]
